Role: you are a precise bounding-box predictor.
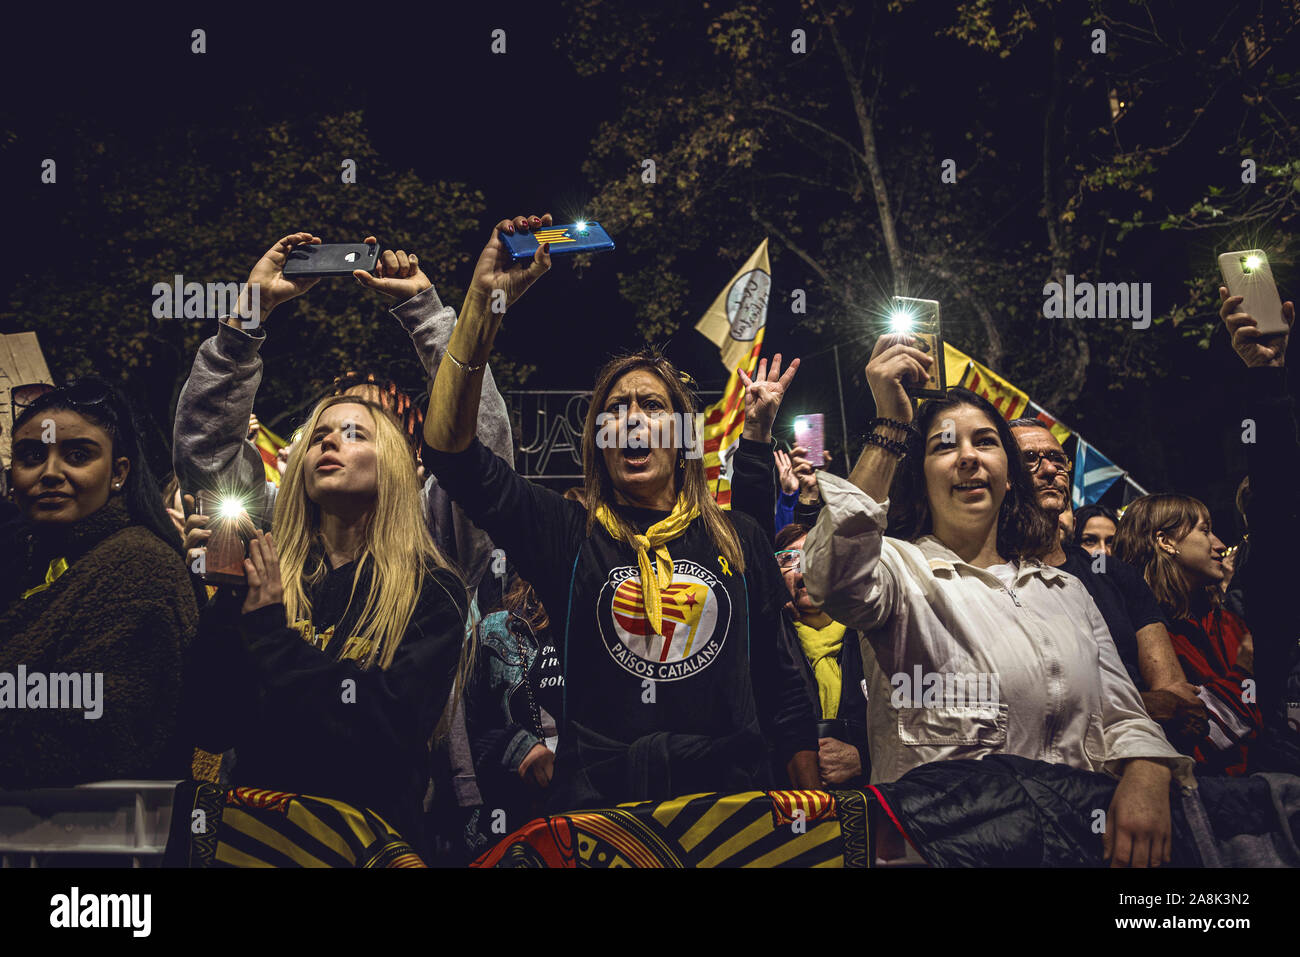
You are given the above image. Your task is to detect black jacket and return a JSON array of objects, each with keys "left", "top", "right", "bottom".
[{"left": 1236, "top": 364, "right": 1300, "bottom": 750}]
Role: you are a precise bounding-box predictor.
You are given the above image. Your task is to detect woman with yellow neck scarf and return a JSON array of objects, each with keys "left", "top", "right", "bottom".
[{"left": 424, "top": 213, "right": 819, "bottom": 811}]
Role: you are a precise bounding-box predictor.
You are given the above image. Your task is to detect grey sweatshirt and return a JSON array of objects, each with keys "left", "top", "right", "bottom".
[{"left": 171, "top": 284, "right": 514, "bottom": 592}]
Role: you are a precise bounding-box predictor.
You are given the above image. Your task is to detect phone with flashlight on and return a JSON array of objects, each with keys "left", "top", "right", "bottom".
[
  {"left": 1218, "top": 249, "right": 1288, "bottom": 337},
  {"left": 500, "top": 221, "right": 615, "bottom": 262},
  {"left": 888, "top": 296, "right": 947, "bottom": 399},
  {"left": 196, "top": 491, "right": 257, "bottom": 586}
]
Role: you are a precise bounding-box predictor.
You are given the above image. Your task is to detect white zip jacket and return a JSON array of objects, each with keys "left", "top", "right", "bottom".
[{"left": 802, "top": 472, "right": 1195, "bottom": 788}]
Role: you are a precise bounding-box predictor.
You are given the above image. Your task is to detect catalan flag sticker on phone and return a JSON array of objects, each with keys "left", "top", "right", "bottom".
[{"left": 501, "top": 221, "right": 616, "bottom": 261}]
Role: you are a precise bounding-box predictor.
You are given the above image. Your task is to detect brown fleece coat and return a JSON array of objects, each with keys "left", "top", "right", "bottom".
[{"left": 0, "top": 498, "right": 199, "bottom": 788}]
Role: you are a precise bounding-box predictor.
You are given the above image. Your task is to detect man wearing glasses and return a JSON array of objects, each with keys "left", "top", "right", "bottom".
[{"left": 1009, "top": 419, "right": 1208, "bottom": 751}]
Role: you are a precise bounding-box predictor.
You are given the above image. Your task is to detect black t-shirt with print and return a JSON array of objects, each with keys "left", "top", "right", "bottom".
[{"left": 427, "top": 438, "right": 816, "bottom": 809}]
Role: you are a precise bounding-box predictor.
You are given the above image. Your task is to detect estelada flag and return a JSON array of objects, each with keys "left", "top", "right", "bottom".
[
  {"left": 696, "top": 240, "right": 771, "bottom": 508},
  {"left": 694, "top": 239, "right": 772, "bottom": 372},
  {"left": 943, "top": 343, "right": 1071, "bottom": 444},
  {"left": 700, "top": 345, "right": 761, "bottom": 509},
  {"left": 253, "top": 423, "right": 287, "bottom": 487}
]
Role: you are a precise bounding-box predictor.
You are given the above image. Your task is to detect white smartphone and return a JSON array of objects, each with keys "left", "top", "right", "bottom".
[{"left": 1218, "top": 249, "right": 1287, "bottom": 336}]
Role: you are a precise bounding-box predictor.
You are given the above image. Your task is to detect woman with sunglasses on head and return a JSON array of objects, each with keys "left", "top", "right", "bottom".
[
  {"left": 424, "top": 213, "right": 819, "bottom": 812},
  {"left": 0, "top": 379, "right": 199, "bottom": 788},
  {"left": 801, "top": 335, "right": 1193, "bottom": 867}
]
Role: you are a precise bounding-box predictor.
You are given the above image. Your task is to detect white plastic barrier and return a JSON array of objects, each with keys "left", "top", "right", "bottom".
[{"left": 0, "top": 780, "right": 180, "bottom": 868}]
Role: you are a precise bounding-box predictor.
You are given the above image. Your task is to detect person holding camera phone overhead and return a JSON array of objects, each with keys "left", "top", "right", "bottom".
[
  {"left": 801, "top": 333, "right": 1194, "bottom": 867},
  {"left": 170, "top": 233, "right": 493, "bottom": 857},
  {"left": 424, "top": 213, "right": 819, "bottom": 812}
]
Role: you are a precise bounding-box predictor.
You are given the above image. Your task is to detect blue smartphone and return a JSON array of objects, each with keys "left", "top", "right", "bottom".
[{"left": 500, "top": 221, "right": 615, "bottom": 262}]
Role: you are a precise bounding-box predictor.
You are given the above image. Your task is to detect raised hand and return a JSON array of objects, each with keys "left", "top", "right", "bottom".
[
  {"left": 739, "top": 353, "right": 800, "bottom": 443},
  {"left": 788, "top": 444, "right": 819, "bottom": 499},
  {"left": 469, "top": 214, "right": 553, "bottom": 311},
  {"left": 774, "top": 448, "right": 799, "bottom": 494},
  {"left": 353, "top": 236, "right": 432, "bottom": 301},
  {"left": 243, "top": 232, "right": 323, "bottom": 319},
  {"left": 1219, "top": 286, "right": 1293, "bottom": 369},
  {"left": 865, "top": 333, "right": 931, "bottom": 424}
]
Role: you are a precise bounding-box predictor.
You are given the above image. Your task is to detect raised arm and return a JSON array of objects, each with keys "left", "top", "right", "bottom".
[
  {"left": 173, "top": 232, "right": 324, "bottom": 519},
  {"left": 730, "top": 354, "right": 800, "bottom": 543},
  {"left": 354, "top": 240, "right": 516, "bottom": 589},
  {"left": 425, "top": 214, "right": 553, "bottom": 453}
]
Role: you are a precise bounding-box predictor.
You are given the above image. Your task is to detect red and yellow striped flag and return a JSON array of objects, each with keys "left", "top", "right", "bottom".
[
  {"left": 944, "top": 344, "right": 1071, "bottom": 444},
  {"left": 696, "top": 240, "right": 772, "bottom": 508},
  {"left": 701, "top": 338, "right": 763, "bottom": 509},
  {"left": 253, "top": 423, "right": 288, "bottom": 487}
]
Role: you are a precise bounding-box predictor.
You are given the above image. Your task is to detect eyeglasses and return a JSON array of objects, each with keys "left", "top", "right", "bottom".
[
  {"left": 775, "top": 549, "right": 803, "bottom": 571},
  {"left": 1021, "top": 449, "right": 1072, "bottom": 474}
]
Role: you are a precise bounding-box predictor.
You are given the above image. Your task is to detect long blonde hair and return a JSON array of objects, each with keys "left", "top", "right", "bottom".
[
  {"left": 581, "top": 351, "right": 745, "bottom": 573},
  {"left": 273, "top": 396, "right": 471, "bottom": 681}
]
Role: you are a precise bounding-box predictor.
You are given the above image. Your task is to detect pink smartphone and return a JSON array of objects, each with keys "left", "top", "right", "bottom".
[{"left": 793, "top": 414, "right": 825, "bottom": 467}]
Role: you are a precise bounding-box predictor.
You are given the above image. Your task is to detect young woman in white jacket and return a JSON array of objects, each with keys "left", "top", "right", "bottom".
[{"left": 802, "top": 333, "right": 1193, "bottom": 868}]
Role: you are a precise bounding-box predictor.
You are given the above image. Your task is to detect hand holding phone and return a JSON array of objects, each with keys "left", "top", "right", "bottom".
[
  {"left": 889, "top": 297, "right": 946, "bottom": 398},
  {"left": 283, "top": 241, "right": 382, "bottom": 279},
  {"left": 471, "top": 213, "right": 555, "bottom": 310},
  {"left": 196, "top": 492, "right": 255, "bottom": 586},
  {"left": 793, "top": 414, "right": 825, "bottom": 467},
  {"left": 500, "top": 221, "right": 614, "bottom": 262},
  {"left": 1218, "top": 250, "right": 1287, "bottom": 336},
  {"left": 245, "top": 232, "right": 325, "bottom": 317}
]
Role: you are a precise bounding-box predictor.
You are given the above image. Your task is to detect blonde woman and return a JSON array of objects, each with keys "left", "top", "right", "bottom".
[
  {"left": 171, "top": 232, "right": 486, "bottom": 855},
  {"left": 181, "top": 393, "right": 468, "bottom": 851}
]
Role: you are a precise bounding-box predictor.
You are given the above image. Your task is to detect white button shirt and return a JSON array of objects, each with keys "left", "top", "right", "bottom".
[{"left": 802, "top": 472, "right": 1195, "bottom": 788}]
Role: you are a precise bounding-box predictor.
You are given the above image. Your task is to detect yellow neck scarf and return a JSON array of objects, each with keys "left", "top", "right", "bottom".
[
  {"left": 793, "top": 619, "right": 847, "bottom": 719},
  {"left": 22, "top": 557, "right": 70, "bottom": 600},
  {"left": 595, "top": 494, "right": 699, "bottom": 636}
]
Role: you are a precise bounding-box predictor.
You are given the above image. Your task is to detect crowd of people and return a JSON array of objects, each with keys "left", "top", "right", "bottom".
[{"left": 1, "top": 213, "right": 1296, "bottom": 868}]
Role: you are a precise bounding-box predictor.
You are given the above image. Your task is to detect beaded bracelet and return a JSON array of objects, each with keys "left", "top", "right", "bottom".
[
  {"left": 861, "top": 430, "right": 909, "bottom": 458},
  {"left": 867, "top": 416, "right": 918, "bottom": 437},
  {"left": 445, "top": 350, "right": 486, "bottom": 374}
]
